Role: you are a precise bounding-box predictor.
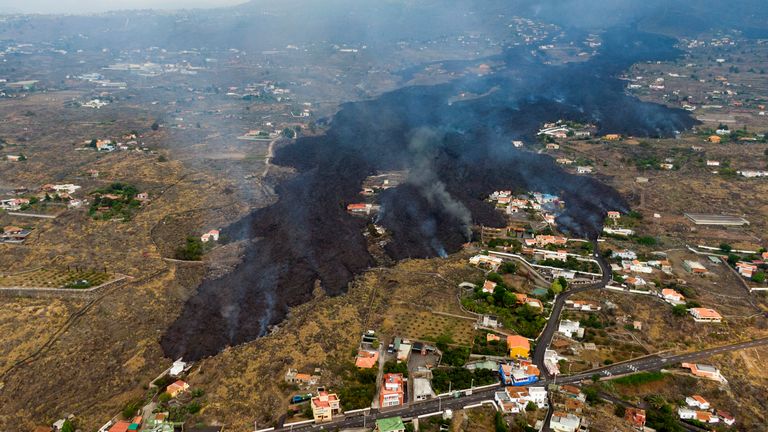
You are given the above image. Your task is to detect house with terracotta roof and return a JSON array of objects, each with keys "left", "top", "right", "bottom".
[
  {"left": 487, "top": 333, "right": 501, "bottom": 343},
  {"left": 736, "top": 262, "right": 758, "bottom": 278},
  {"left": 166, "top": 380, "right": 189, "bottom": 397},
  {"left": 564, "top": 300, "right": 601, "bottom": 312},
  {"left": 311, "top": 391, "right": 341, "bottom": 423},
  {"left": 624, "top": 408, "right": 646, "bottom": 430},
  {"left": 681, "top": 363, "right": 726, "bottom": 382},
  {"left": 661, "top": 289, "right": 685, "bottom": 305},
  {"left": 380, "top": 373, "right": 405, "bottom": 408},
  {"left": 285, "top": 368, "right": 320, "bottom": 386},
  {"left": 717, "top": 410, "right": 735, "bottom": 425},
  {"left": 506, "top": 335, "right": 530, "bottom": 358},
  {"left": 355, "top": 350, "right": 379, "bottom": 369},
  {"left": 108, "top": 421, "right": 132, "bottom": 432},
  {"left": 689, "top": 307, "right": 722, "bottom": 323},
  {"left": 514, "top": 293, "right": 543, "bottom": 309},
  {"left": 482, "top": 280, "right": 497, "bottom": 293},
  {"left": 201, "top": 229, "right": 220, "bottom": 243},
  {"left": 685, "top": 395, "right": 710, "bottom": 409}
]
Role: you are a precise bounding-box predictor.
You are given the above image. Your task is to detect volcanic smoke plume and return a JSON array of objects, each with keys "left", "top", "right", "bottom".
[{"left": 161, "top": 27, "right": 697, "bottom": 360}]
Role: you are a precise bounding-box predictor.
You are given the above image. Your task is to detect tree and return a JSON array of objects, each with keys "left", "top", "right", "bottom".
[
  {"left": 752, "top": 272, "right": 766, "bottom": 283},
  {"left": 151, "top": 121, "right": 160, "bottom": 131},
  {"left": 500, "top": 261, "right": 518, "bottom": 274},
  {"left": 525, "top": 401, "right": 537, "bottom": 412},
  {"left": 60, "top": 420, "right": 75, "bottom": 432},
  {"left": 672, "top": 304, "right": 687, "bottom": 317},
  {"left": 719, "top": 243, "right": 732, "bottom": 253},
  {"left": 158, "top": 392, "right": 172, "bottom": 404},
  {"left": 591, "top": 373, "right": 601, "bottom": 383},
  {"left": 550, "top": 279, "right": 564, "bottom": 295},
  {"left": 494, "top": 411, "right": 509, "bottom": 432},
  {"left": 614, "top": 404, "right": 626, "bottom": 417},
  {"left": 727, "top": 254, "right": 740, "bottom": 265}
]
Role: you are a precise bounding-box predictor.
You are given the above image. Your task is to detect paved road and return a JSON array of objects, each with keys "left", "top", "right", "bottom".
[
  {"left": 532, "top": 241, "right": 612, "bottom": 376},
  {"left": 270, "top": 336, "right": 768, "bottom": 432},
  {"left": 559, "top": 336, "right": 768, "bottom": 383}
]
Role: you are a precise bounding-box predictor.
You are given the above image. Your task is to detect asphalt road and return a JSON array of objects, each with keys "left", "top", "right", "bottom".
[
  {"left": 532, "top": 241, "right": 612, "bottom": 376},
  {"left": 269, "top": 243, "right": 768, "bottom": 432}
]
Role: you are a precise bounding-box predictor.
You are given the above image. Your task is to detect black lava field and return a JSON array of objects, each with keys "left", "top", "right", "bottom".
[{"left": 162, "top": 28, "right": 698, "bottom": 360}]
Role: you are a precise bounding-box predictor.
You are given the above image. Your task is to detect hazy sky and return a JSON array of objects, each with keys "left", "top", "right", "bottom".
[{"left": 0, "top": 0, "right": 247, "bottom": 14}]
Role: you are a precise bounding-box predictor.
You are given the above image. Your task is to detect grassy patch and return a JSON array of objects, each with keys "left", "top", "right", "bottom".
[{"left": 613, "top": 371, "right": 667, "bottom": 386}]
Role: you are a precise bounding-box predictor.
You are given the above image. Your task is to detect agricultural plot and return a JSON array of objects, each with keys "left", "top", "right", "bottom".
[{"left": 390, "top": 308, "right": 475, "bottom": 346}]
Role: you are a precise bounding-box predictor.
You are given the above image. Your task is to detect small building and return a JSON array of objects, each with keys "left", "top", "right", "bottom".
[
  {"left": 661, "top": 289, "right": 685, "bottom": 305},
  {"left": 681, "top": 363, "right": 726, "bottom": 383},
  {"left": 413, "top": 377, "right": 435, "bottom": 401},
  {"left": 717, "top": 410, "right": 736, "bottom": 426},
  {"left": 507, "top": 335, "right": 531, "bottom": 358},
  {"left": 624, "top": 408, "right": 646, "bottom": 430},
  {"left": 689, "top": 307, "right": 722, "bottom": 323},
  {"left": 707, "top": 135, "right": 722, "bottom": 144},
  {"left": 685, "top": 395, "right": 710, "bottom": 409},
  {"left": 201, "top": 229, "right": 220, "bottom": 243},
  {"left": 169, "top": 359, "right": 187, "bottom": 377},
  {"left": 557, "top": 320, "right": 583, "bottom": 339},
  {"left": 480, "top": 315, "right": 499, "bottom": 328},
  {"left": 108, "top": 421, "right": 132, "bottom": 432},
  {"left": 683, "top": 260, "right": 708, "bottom": 275},
  {"left": 482, "top": 280, "right": 497, "bottom": 294},
  {"left": 576, "top": 166, "right": 593, "bottom": 174},
  {"left": 549, "top": 412, "right": 581, "bottom": 432},
  {"left": 375, "top": 417, "right": 406, "bottom": 432},
  {"left": 166, "top": 380, "right": 189, "bottom": 398},
  {"left": 311, "top": 391, "right": 341, "bottom": 423},
  {"left": 355, "top": 350, "right": 379, "bottom": 369},
  {"left": 607, "top": 211, "right": 621, "bottom": 219}
]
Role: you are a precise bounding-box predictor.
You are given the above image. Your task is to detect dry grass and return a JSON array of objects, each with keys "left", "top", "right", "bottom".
[{"left": 0, "top": 268, "right": 113, "bottom": 288}]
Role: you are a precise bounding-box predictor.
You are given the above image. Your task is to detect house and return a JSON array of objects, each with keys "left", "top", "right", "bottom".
[
  {"left": 607, "top": 211, "right": 621, "bottom": 219},
  {"left": 284, "top": 369, "right": 320, "bottom": 386},
  {"left": 685, "top": 395, "right": 710, "bottom": 409},
  {"left": 678, "top": 407, "right": 696, "bottom": 420},
  {"left": 499, "top": 362, "right": 540, "bottom": 386},
  {"left": 707, "top": 135, "right": 722, "bottom": 143},
  {"left": 518, "top": 294, "right": 543, "bottom": 309},
  {"left": 556, "top": 158, "right": 574, "bottom": 165},
  {"left": 512, "top": 140, "right": 524, "bottom": 148},
  {"left": 661, "top": 289, "right": 685, "bottom": 305},
  {"left": 355, "top": 350, "right": 379, "bottom": 369},
  {"left": 0, "top": 198, "right": 30, "bottom": 210},
  {"left": 480, "top": 315, "right": 499, "bottom": 328},
  {"left": 681, "top": 363, "right": 726, "bottom": 382},
  {"left": 169, "top": 359, "right": 187, "bottom": 377},
  {"left": 347, "top": 203, "right": 372, "bottom": 214},
  {"left": 683, "top": 260, "right": 708, "bottom": 275},
  {"left": 507, "top": 335, "right": 531, "bottom": 358},
  {"left": 543, "top": 249, "right": 568, "bottom": 261},
  {"left": 166, "top": 380, "right": 189, "bottom": 397},
  {"left": 108, "top": 421, "right": 132, "bottom": 432},
  {"left": 611, "top": 249, "right": 637, "bottom": 261},
  {"left": 1, "top": 226, "right": 32, "bottom": 243},
  {"left": 487, "top": 333, "right": 501, "bottom": 342},
  {"left": 625, "top": 408, "right": 646, "bottom": 430},
  {"left": 576, "top": 166, "right": 593, "bottom": 174},
  {"left": 736, "top": 262, "right": 757, "bottom": 278},
  {"left": 546, "top": 143, "right": 560, "bottom": 150},
  {"left": 557, "top": 320, "right": 583, "bottom": 338},
  {"left": 6, "top": 155, "right": 23, "bottom": 162},
  {"left": 496, "top": 386, "right": 548, "bottom": 413},
  {"left": 469, "top": 254, "right": 503, "bottom": 269},
  {"left": 717, "top": 410, "right": 735, "bottom": 425},
  {"left": 535, "top": 235, "right": 568, "bottom": 247},
  {"left": 201, "top": 229, "right": 220, "bottom": 243},
  {"left": 375, "top": 417, "right": 406, "bottom": 432},
  {"left": 549, "top": 412, "right": 581, "bottom": 432},
  {"left": 559, "top": 385, "right": 587, "bottom": 402},
  {"left": 706, "top": 160, "right": 720, "bottom": 167},
  {"left": 482, "top": 280, "right": 498, "bottom": 294},
  {"left": 696, "top": 411, "right": 719, "bottom": 423},
  {"left": 380, "top": 373, "right": 405, "bottom": 407},
  {"left": 565, "top": 300, "right": 601, "bottom": 312},
  {"left": 136, "top": 192, "right": 149, "bottom": 201},
  {"left": 603, "top": 134, "right": 621, "bottom": 141},
  {"left": 311, "top": 391, "right": 341, "bottom": 423},
  {"left": 603, "top": 227, "right": 635, "bottom": 236},
  {"left": 689, "top": 307, "right": 722, "bottom": 323},
  {"left": 661, "top": 163, "right": 675, "bottom": 170},
  {"left": 413, "top": 378, "right": 435, "bottom": 401}
]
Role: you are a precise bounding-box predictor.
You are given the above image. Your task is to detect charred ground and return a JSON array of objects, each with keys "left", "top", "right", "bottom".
[{"left": 162, "top": 27, "right": 697, "bottom": 361}]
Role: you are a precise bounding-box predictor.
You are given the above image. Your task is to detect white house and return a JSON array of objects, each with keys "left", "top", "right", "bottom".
[
  {"left": 576, "top": 166, "right": 593, "bottom": 174},
  {"left": 685, "top": 395, "right": 710, "bottom": 409},
  {"left": 557, "top": 320, "right": 583, "bottom": 338},
  {"left": 661, "top": 289, "right": 685, "bottom": 305},
  {"left": 612, "top": 250, "right": 637, "bottom": 260},
  {"left": 678, "top": 407, "right": 696, "bottom": 420},
  {"left": 550, "top": 412, "right": 581, "bottom": 432},
  {"left": 201, "top": 229, "right": 220, "bottom": 243},
  {"left": 170, "top": 359, "right": 187, "bottom": 377}
]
